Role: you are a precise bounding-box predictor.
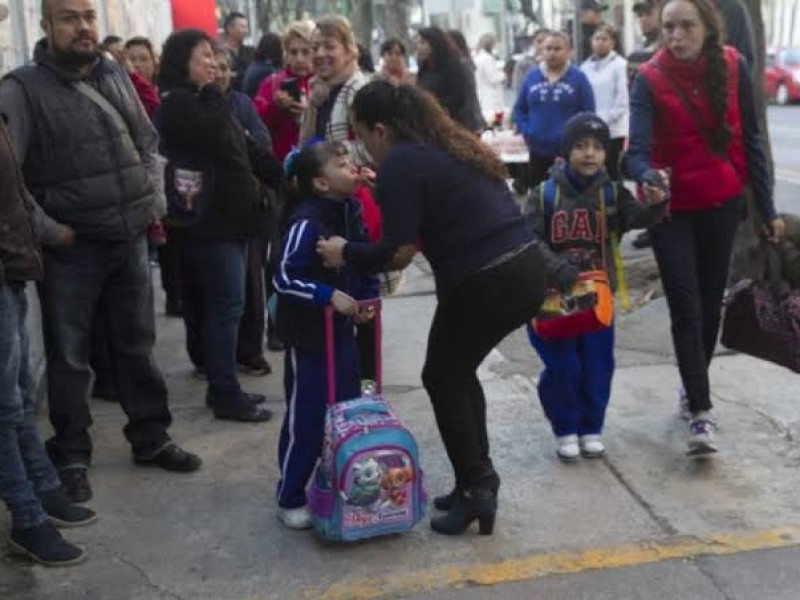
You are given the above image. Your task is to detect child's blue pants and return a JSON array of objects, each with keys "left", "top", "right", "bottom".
[
  {"left": 276, "top": 335, "right": 360, "bottom": 509},
  {"left": 528, "top": 324, "right": 615, "bottom": 437}
]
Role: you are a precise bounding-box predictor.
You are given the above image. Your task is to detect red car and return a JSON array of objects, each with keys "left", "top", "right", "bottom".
[{"left": 765, "top": 48, "right": 800, "bottom": 105}]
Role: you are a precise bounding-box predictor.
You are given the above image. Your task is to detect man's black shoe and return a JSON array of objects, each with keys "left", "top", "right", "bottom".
[
  {"left": 9, "top": 521, "right": 87, "bottom": 567},
  {"left": 210, "top": 396, "right": 273, "bottom": 423},
  {"left": 59, "top": 469, "right": 92, "bottom": 504},
  {"left": 134, "top": 443, "right": 202, "bottom": 472},
  {"left": 632, "top": 231, "right": 652, "bottom": 249},
  {"left": 205, "top": 390, "right": 266, "bottom": 408},
  {"left": 39, "top": 488, "right": 98, "bottom": 528}
]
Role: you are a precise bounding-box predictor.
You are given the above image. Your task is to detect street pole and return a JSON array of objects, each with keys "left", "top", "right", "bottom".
[
  {"left": 572, "top": 0, "right": 581, "bottom": 62},
  {"left": 500, "top": 0, "right": 509, "bottom": 56}
]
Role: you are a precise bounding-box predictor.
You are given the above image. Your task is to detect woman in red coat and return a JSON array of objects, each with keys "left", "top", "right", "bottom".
[
  {"left": 627, "top": 0, "right": 784, "bottom": 455},
  {"left": 254, "top": 21, "right": 314, "bottom": 161}
]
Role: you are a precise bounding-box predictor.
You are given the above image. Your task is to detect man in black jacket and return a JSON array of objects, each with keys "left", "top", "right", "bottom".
[{"left": 0, "top": 0, "right": 201, "bottom": 504}]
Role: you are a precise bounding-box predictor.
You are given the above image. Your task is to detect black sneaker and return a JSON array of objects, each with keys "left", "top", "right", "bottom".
[
  {"left": 39, "top": 488, "right": 98, "bottom": 528},
  {"left": 59, "top": 469, "right": 92, "bottom": 504},
  {"left": 9, "top": 521, "right": 87, "bottom": 567},
  {"left": 205, "top": 391, "right": 265, "bottom": 407},
  {"left": 134, "top": 443, "right": 203, "bottom": 472},
  {"left": 210, "top": 396, "right": 273, "bottom": 423},
  {"left": 238, "top": 356, "right": 272, "bottom": 376}
]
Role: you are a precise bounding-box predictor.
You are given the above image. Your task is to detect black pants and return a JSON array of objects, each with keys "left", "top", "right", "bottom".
[
  {"left": 237, "top": 235, "right": 269, "bottom": 363},
  {"left": 605, "top": 137, "right": 625, "bottom": 181},
  {"left": 528, "top": 153, "right": 557, "bottom": 190},
  {"left": 421, "top": 244, "right": 547, "bottom": 490},
  {"left": 650, "top": 197, "right": 742, "bottom": 413},
  {"left": 158, "top": 225, "right": 186, "bottom": 312},
  {"left": 39, "top": 237, "right": 172, "bottom": 468}
]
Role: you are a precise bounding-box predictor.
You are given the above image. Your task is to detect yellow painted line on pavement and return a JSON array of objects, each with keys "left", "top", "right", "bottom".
[{"left": 308, "top": 526, "right": 800, "bottom": 600}]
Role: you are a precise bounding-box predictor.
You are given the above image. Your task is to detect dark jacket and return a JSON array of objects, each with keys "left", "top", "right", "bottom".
[
  {"left": 274, "top": 196, "right": 378, "bottom": 352},
  {"left": 526, "top": 162, "right": 666, "bottom": 290},
  {"left": 1, "top": 45, "right": 161, "bottom": 242},
  {"left": 418, "top": 59, "right": 485, "bottom": 131},
  {"left": 0, "top": 116, "right": 41, "bottom": 284},
  {"left": 158, "top": 84, "right": 280, "bottom": 241},
  {"left": 242, "top": 59, "right": 279, "bottom": 98}
]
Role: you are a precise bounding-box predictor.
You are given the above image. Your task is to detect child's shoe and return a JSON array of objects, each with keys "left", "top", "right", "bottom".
[
  {"left": 579, "top": 435, "right": 606, "bottom": 458},
  {"left": 556, "top": 435, "right": 580, "bottom": 462},
  {"left": 688, "top": 413, "right": 718, "bottom": 456},
  {"left": 278, "top": 506, "right": 312, "bottom": 530}
]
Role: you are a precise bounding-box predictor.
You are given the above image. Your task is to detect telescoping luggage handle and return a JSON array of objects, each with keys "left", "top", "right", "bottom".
[{"left": 324, "top": 299, "right": 383, "bottom": 406}]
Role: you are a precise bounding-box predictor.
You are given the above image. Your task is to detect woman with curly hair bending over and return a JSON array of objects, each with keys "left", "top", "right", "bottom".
[
  {"left": 317, "top": 81, "right": 552, "bottom": 536},
  {"left": 627, "top": 0, "right": 784, "bottom": 456}
]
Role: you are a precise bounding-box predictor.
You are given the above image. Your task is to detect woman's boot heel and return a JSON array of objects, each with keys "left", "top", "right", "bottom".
[{"left": 478, "top": 513, "right": 496, "bottom": 535}]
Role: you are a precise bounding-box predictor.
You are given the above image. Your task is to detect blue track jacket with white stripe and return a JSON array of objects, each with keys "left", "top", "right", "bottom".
[{"left": 273, "top": 195, "right": 379, "bottom": 352}]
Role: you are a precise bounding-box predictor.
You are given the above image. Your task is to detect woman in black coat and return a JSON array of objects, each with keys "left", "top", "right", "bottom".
[
  {"left": 158, "top": 29, "right": 281, "bottom": 423},
  {"left": 416, "top": 27, "right": 484, "bottom": 132}
]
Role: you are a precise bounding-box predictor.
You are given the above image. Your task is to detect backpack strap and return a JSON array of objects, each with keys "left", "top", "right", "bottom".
[
  {"left": 539, "top": 178, "right": 560, "bottom": 221},
  {"left": 599, "top": 182, "right": 630, "bottom": 312}
]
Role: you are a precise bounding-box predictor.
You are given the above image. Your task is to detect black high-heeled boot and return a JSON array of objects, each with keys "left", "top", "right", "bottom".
[
  {"left": 430, "top": 488, "right": 498, "bottom": 536},
  {"left": 433, "top": 470, "right": 500, "bottom": 511}
]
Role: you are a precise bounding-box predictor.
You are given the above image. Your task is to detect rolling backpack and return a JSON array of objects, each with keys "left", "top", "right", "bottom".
[{"left": 306, "top": 300, "right": 427, "bottom": 541}]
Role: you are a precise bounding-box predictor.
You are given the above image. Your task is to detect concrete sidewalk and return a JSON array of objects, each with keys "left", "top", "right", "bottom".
[{"left": 2, "top": 256, "right": 800, "bottom": 600}]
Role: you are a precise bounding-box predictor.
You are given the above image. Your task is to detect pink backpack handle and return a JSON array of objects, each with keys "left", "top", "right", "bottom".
[{"left": 325, "top": 299, "right": 382, "bottom": 406}]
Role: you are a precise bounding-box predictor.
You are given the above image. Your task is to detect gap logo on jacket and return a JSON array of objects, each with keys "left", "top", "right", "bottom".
[
  {"left": 274, "top": 195, "right": 379, "bottom": 352},
  {"left": 525, "top": 163, "right": 667, "bottom": 288}
]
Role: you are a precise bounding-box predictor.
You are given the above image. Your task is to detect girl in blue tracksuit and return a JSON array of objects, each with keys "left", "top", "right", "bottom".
[
  {"left": 525, "top": 113, "right": 668, "bottom": 462},
  {"left": 273, "top": 141, "right": 378, "bottom": 529}
]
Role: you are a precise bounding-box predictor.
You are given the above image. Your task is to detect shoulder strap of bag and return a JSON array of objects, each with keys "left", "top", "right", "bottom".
[
  {"left": 599, "top": 183, "right": 631, "bottom": 312},
  {"left": 74, "top": 81, "right": 131, "bottom": 136}
]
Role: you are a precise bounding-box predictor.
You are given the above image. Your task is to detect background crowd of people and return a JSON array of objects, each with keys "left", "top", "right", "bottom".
[{"left": 0, "top": 0, "right": 785, "bottom": 567}]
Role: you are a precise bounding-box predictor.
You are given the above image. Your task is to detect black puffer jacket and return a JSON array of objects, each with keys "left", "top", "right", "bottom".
[
  {"left": 3, "top": 43, "right": 160, "bottom": 242},
  {"left": 0, "top": 116, "right": 41, "bottom": 284},
  {"left": 158, "top": 84, "right": 281, "bottom": 241}
]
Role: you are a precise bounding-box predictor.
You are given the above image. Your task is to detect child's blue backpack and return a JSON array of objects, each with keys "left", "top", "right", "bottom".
[{"left": 306, "top": 302, "right": 427, "bottom": 541}]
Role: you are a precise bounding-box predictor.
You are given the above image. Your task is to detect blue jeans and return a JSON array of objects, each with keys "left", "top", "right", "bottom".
[
  {"left": 0, "top": 283, "right": 60, "bottom": 529},
  {"left": 180, "top": 241, "right": 247, "bottom": 401},
  {"left": 39, "top": 236, "right": 173, "bottom": 469}
]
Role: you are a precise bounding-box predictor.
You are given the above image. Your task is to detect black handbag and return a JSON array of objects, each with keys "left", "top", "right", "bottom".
[{"left": 721, "top": 245, "right": 800, "bottom": 373}]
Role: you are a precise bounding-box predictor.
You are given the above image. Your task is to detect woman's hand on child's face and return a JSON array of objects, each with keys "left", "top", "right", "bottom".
[
  {"left": 359, "top": 167, "right": 377, "bottom": 189},
  {"left": 331, "top": 290, "right": 358, "bottom": 316},
  {"left": 317, "top": 236, "right": 347, "bottom": 268}
]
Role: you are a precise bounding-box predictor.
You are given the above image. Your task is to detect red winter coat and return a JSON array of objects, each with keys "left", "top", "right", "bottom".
[
  {"left": 254, "top": 68, "right": 312, "bottom": 161},
  {"left": 638, "top": 47, "right": 746, "bottom": 212},
  {"left": 129, "top": 71, "right": 160, "bottom": 120}
]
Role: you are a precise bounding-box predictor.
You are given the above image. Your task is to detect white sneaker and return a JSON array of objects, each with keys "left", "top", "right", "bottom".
[
  {"left": 580, "top": 434, "right": 606, "bottom": 458},
  {"left": 278, "top": 506, "right": 312, "bottom": 530},
  {"left": 556, "top": 435, "right": 580, "bottom": 462},
  {"left": 688, "top": 413, "right": 718, "bottom": 456}
]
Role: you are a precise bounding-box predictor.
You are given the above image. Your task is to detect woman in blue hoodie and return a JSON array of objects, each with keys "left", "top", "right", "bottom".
[{"left": 513, "top": 31, "right": 596, "bottom": 188}]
